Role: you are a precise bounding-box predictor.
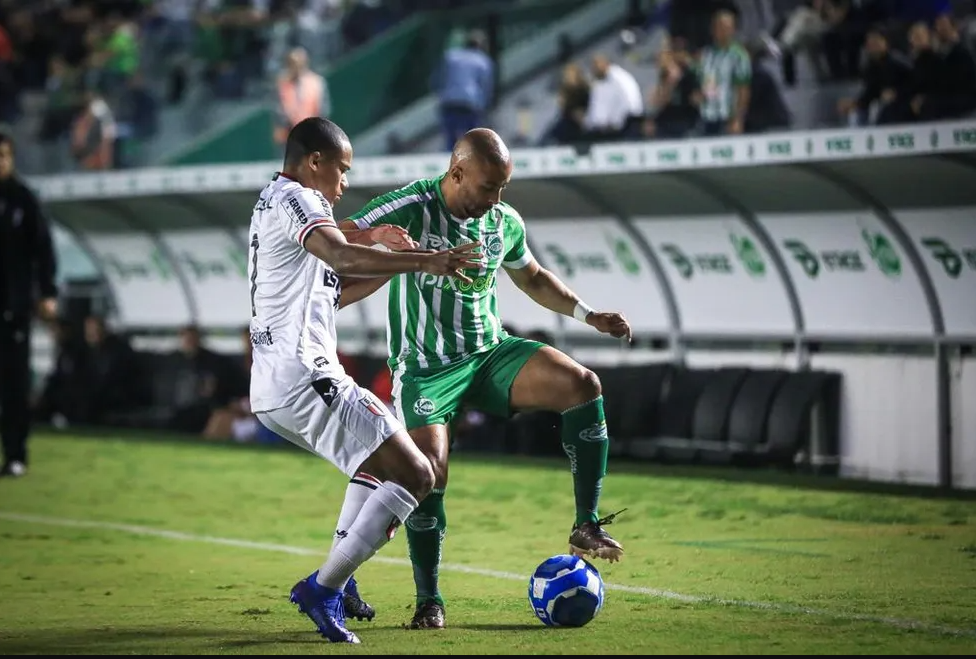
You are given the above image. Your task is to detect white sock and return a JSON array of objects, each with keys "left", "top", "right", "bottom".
[
  {"left": 329, "top": 473, "right": 380, "bottom": 557},
  {"left": 316, "top": 481, "right": 418, "bottom": 591}
]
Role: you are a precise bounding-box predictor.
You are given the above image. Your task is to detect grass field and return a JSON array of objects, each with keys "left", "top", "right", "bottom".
[{"left": 1, "top": 431, "right": 975, "bottom": 655}]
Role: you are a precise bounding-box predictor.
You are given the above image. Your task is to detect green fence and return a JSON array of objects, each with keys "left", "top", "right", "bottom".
[{"left": 168, "top": 0, "right": 596, "bottom": 166}]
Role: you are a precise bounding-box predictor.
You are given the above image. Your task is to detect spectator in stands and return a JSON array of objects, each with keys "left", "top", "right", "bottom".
[
  {"left": 202, "top": 326, "right": 259, "bottom": 442},
  {"left": 38, "top": 57, "right": 84, "bottom": 171},
  {"left": 583, "top": 54, "right": 644, "bottom": 142},
  {"left": 744, "top": 39, "right": 792, "bottom": 134},
  {"left": 931, "top": 13, "right": 976, "bottom": 120},
  {"left": 644, "top": 37, "right": 699, "bottom": 140},
  {"left": 820, "top": 0, "right": 869, "bottom": 81},
  {"left": 0, "top": 13, "right": 18, "bottom": 123},
  {"left": 432, "top": 28, "right": 494, "bottom": 151},
  {"left": 763, "top": 0, "right": 829, "bottom": 86},
  {"left": 82, "top": 315, "right": 140, "bottom": 426},
  {"left": 668, "top": 0, "right": 740, "bottom": 55},
  {"left": 167, "top": 324, "right": 233, "bottom": 434},
  {"left": 273, "top": 47, "right": 330, "bottom": 147},
  {"left": 88, "top": 12, "right": 141, "bottom": 102},
  {"left": 70, "top": 91, "right": 118, "bottom": 170},
  {"left": 697, "top": 10, "right": 751, "bottom": 136},
  {"left": 540, "top": 62, "right": 591, "bottom": 146},
  {"left": 836, "top": 25, "right": 911, "bottom": 126}
]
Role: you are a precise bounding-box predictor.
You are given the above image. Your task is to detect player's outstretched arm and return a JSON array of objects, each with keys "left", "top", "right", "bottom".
[
  {"left": 337, "top": 275, "right": 393, "bottom": 308},
  {"left": 505, "top": 258, "right": 632, "bottom": 341},
  {"left": 305, "top": 225, "right": 481, "bottom": 280}
]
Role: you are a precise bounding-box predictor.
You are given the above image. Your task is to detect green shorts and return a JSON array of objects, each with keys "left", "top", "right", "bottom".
[{"left": 392, "top": 335, "right": 545, "bottom": 430}]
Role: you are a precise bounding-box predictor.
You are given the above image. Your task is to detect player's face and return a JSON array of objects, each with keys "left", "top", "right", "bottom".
[
  {"left": 455, "top": 158, "right": 512, "bottom": 219},
  {"left": 0, "top": 142, "right": 13, "bottom": 180},
  {"left": 309, "top": 140, "right": 352, "bottom": 205}
]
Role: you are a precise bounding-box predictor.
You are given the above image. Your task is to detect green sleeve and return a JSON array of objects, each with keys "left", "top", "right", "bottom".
[
  {"left": 501, "top": 204, "right": 534, "bottom": 269},
  {"left": 347, "top": 180, "right": 432, "bottom": 231}
]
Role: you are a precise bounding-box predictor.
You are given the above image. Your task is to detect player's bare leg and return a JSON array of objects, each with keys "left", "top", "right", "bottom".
[
  {"left": 403, "top": 423, "right": 451, "bottom": 630},
  {"left": 510, "top": 347, "right": 624, "bottom": 563}
]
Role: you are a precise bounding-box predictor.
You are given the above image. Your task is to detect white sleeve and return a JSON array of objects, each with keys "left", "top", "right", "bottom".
[{"left": 279, "top": 188, "right": 337, "bottom": 247}]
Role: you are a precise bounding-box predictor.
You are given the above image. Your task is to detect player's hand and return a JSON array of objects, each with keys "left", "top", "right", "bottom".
[
  {"left": 586, "top": 311, "right": 633, "bottom": 342},
  {"left": 368, "top": 224, "right": 418, "bottom": 251},
  {"left": 421, "top": 241, "right": 482, "bottom": 283}
]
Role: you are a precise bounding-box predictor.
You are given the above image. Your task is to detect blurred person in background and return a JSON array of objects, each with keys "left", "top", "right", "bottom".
[
  {"left": 763, "top": 0, "right": 830, "bottom": 86},
  {"left": 432, "top": 28, "right": 494, "bottom": 151},
  {"left": 643, "top": 37, "right": 699, "bottom": 139},
  {"left": 71, "top": 91, "right": 118, "bottom": 170},
  {"left": 697, "top": 9, "right": 751, "bottom": 136},
  {"left": 583, "top": 54, "right": 644, "bottom": 141},
  {"left": 202, "top": 326, "right": 260, "bottom": 442},
  {"left": 931, "top": 12, "right": 976, "bottom": 120},
  {"left": 32, "top": 318, "right": 88, "bottom": 429},
  {"left": 540, "top": 62, "right": 590, "bottom": 146},
  {"left": 167, "top": 324, "right": 234, "bottom": 434},
  {"left": 82, "top": 314, "right": 140, "bottom": 426},
  {"left": 836, "top": 25, "right": 910, "bottom": 126},
  {"left": 0, "top": 131, "right": 59, "bottom": 478},
  {"left": 274, "top": 46, "right": 330, "bottom": 147},
  {"left": 743, "top": 39, "right": 792, "bottom": 134}
]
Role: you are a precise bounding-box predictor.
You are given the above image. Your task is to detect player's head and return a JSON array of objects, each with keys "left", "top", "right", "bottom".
[
  {"left": 444, "top": 128, "right": 512, "bottom": 219},
  {"left": 0, "top": 130, "right": 15, "bottom": 180},
  {"left": 282, "top": 117, "right": 352, "bottom": 205}
]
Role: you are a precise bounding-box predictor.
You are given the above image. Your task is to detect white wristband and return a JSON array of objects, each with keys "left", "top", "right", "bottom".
[{"left": 573, "top": 301, "right": 595, "bottom": 323}]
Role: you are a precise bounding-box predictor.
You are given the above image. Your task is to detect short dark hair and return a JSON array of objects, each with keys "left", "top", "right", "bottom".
[
  {"left": 0, "top": 129, "right": 13, "bottom": 152},
  {"left": 284, "top": 117, "right": 349, "bottom": 167}
]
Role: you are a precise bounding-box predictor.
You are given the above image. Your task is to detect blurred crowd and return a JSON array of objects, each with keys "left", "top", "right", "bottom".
[
  {"left": 35, "top": 315, "right": 560, "bottom": 454},
  {"left": 0, "top": 0, "right": 472, "bottom": 171},
  {"left": 540, "top": 0, "right": 976, "bottom": 146}
]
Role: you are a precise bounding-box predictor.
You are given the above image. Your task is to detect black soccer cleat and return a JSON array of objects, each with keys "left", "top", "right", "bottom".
[
  {"left": 569, "top": 508, "right": 626, "bottom": 563},
  {"left": 343, "top": 576, "right": 375, "bottom": 622},
  {"left": 407, "top": 600, "right": 446, "bottom": 629}
]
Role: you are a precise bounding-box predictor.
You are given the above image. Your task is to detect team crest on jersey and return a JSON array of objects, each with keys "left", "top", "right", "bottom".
[
  {"left": 413, "top": 397, "right": 435, "bottom": 416},
  {"left": 483, "top": 233, "right": 504, "bottom": 260},
  {"left": 359, "top": 395, "right": 385, "bottom": 417}
]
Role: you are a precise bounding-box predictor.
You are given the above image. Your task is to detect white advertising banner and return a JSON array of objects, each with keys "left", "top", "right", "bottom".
[
  {"left": 85, "top": 233, "right": 192, "bottom": 328},
  {"left": 160, "top": 230, "right": 248, "bottom": 329},
  {"left": 523, "top": 218, "right": 670, "bottom": 334},
  {"left": 632, "top": 216, "right": 794, "bottom": 336},
  {"left": 895, "top": 207, "right": 976, "bottom": 339},
  {"left": 758, "top": 212, "right": 933, "bottom": 338}
]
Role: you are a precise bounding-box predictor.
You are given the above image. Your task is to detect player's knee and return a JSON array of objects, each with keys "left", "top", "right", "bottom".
[
  {"left": 424, "top": 447, "right": 449, "bottom": 486},
  {"left": 402, "top": 455, "right": 435, "bottom": 501},
  {"left": 569, "top": 367, "right": 602, "bottom": 405}
]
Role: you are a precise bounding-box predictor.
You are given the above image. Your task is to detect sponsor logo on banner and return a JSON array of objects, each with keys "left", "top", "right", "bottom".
[
  {"left": 658, "top": 233, "right": 765, "bottom": 280},
  {"left": 782, "top": 229, "right": 900, "bottom": 279},
  {"left": 545, "top": 233, "right": 641, "bottom": 278},
  {"left": 101, "top": 247, "right": 174, "bottom": 282},
  {"left": 177, "top": 246, "right": 248, "bottom": 281},
  {"left": 921, "top": 237, "right": 976, "bottom": 279}
]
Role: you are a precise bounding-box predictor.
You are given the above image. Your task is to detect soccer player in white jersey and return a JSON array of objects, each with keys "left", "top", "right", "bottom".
[{"left": 247, "top": 117, "right": 481, "bottom": 644}]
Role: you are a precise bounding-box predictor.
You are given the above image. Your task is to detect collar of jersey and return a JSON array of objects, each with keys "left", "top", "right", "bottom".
[{"left": 432, "top": 173, "right": 471, "bottom": 224}]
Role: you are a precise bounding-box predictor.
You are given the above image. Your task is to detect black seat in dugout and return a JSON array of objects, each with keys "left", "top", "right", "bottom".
[
  {"left": 644, "top": 366, "right": 716, "bottom": 463},
  {"left": 761, "top": 370, "right": 842, "bottom": 473},
  {"left": 588, "top": 362, "right": 673, "bottom": 457},
  {"left": 691, "top": 367, "right": 752, "bottom": 465},
  {"left": 726, "top": 367, "right": 793, "bottom": 461}
]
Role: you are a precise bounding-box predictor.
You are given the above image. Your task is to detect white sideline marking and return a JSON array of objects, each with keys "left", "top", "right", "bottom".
[{"left": 1, "top": 511, "right": 974, "bottom": 639}]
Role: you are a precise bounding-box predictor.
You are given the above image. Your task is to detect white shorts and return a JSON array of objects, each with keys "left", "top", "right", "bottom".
[{"left": 255, "top": 375, "right": 402, "bottom": 478}]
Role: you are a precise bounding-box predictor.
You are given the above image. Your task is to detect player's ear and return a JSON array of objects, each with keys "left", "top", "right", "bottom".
[
  {"left": 450, "top": 164, "right": 463, "bottom": 184},
  {"left": 307, "top": 151, "right": 322, "bottom": 172}
]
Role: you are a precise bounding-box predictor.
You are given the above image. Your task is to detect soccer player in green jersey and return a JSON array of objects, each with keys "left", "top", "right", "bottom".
[{"left": 340, "top": 128, "right": 632, "bottom": 629}]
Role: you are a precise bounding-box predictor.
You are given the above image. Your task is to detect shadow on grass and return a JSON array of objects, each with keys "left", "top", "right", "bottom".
[{"left": 38, "top": 425, "right": 976, "bottom": 503}]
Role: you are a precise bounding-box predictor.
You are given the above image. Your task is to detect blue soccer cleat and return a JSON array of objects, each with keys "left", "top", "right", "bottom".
[
  {"left": 344, "top": 575, "right": 375, "bottom": 622},
  {"left": 289, "top": 572, "right": 360, "bottom": 643}
]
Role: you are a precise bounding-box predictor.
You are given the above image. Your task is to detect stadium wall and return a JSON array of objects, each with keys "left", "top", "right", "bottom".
[{"left": 27, "top": 121, "right": 976, "bottom": 490}]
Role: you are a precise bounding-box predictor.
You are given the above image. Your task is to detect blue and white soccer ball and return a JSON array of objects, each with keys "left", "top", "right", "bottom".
[{"left": 528, "top": 554, "right": 605, "bottom": 627}]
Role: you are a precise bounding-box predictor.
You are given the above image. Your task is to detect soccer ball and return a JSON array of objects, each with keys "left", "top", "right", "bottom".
[{"left": 528, "top": 554, "right": 605, "bottom": 627}]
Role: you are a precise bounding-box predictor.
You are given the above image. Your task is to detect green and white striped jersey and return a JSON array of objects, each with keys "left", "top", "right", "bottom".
[{"left": 348, "top": 175, "right": 533, "bottom": 371}]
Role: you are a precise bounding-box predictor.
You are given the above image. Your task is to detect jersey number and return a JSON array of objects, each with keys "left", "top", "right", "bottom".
[{"left": 250, "top": 233, "right": 259, "bottom": 317}]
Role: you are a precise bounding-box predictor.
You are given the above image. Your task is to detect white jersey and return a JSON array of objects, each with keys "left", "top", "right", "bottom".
[{"left": 248, "top": 173, "right": 346, "bottom": 412}]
